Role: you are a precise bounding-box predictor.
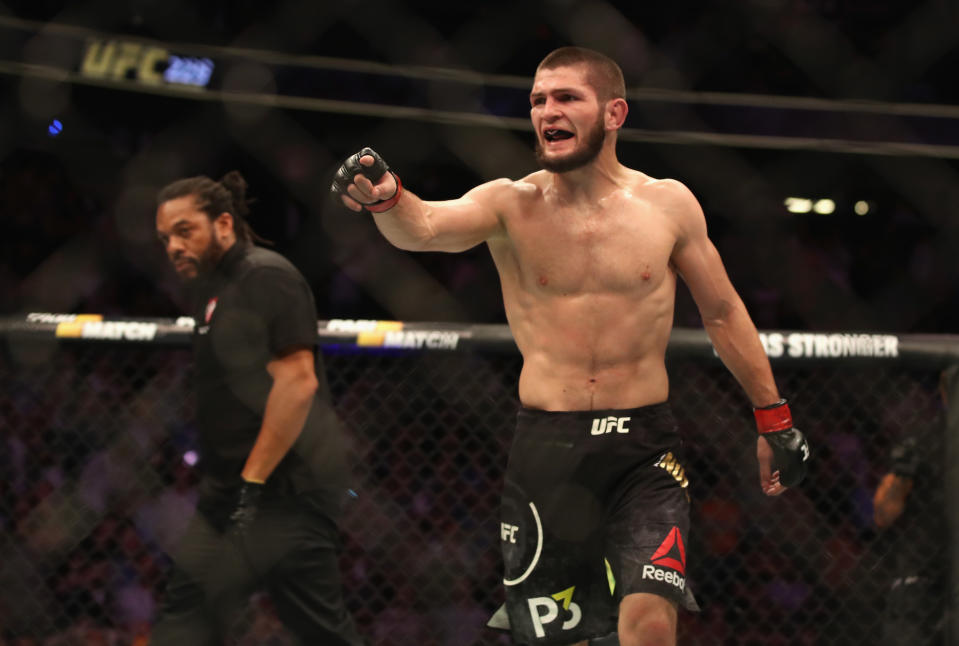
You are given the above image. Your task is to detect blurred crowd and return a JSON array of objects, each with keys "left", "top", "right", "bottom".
[
  {"left": 0, "top": 345, "right": 515, "bottom": 646},
  {"left": 0, "top": 341, "right": 948, "bottom": 645}
]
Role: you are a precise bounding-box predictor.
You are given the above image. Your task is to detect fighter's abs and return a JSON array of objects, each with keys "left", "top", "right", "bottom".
[{"left": 506, "top": 286, "right": 675, "bottom": 410}]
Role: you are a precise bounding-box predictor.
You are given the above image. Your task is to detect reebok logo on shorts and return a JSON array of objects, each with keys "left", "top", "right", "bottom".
[
  {"left": 642, "top": 527, "right": 687, "bottom": 591},
  {"left": 650, "top": 526, "right": 686, "bottom": 574}
]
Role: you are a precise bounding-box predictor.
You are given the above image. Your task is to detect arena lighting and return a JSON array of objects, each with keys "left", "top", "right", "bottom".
[
  {"left": 784, "top": 197, "right": 813, "bottom": 213},
  {"left": 163, "top": 55, "right": 214, "bottom": 87},
  {"left": 46, "top": 118, "right": 62, "bottom": 136},
  {"left": 182, "top": 450, "right": 198, "bottom": 466},
  {"left": 784, "top": 197, "right": 838, "bottom": 215},
  {"left": 854, "top": 200, "right": 870, "bottom": 215},
  {"left": 813, "top": 199, "right": 836, "bottom": 215}
]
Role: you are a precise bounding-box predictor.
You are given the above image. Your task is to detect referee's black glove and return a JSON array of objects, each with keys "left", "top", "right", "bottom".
[{"left": 229, "top": 480, "right": 265, "bottom": 534}]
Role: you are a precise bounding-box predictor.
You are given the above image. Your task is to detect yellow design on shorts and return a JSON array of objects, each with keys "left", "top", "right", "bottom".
[
  {"left": 655, "top": 452, "right": 689, "bottom": 489},
  {"left": 551, "top": 586, "right": 576, "bottom": 610},
  {"left": 605, "top": 558, "right": 616, "bottom": 595}
]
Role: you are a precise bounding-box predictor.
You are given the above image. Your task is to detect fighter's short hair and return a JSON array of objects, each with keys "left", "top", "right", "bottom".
[{"left": 536, "top": 46, "right": 626, "bottom": 101}]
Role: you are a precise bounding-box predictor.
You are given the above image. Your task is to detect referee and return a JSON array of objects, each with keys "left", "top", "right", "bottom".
[
  {"left": 151, "top": 171, "right": 363, "bottom": 645},
  {"left": 873, "top": 422, "right": 946, "bottom": 646}
]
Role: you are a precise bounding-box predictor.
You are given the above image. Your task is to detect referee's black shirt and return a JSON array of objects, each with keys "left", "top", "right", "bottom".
[{"left": 190, "top": 241, "right": 350, "bottom": 516}]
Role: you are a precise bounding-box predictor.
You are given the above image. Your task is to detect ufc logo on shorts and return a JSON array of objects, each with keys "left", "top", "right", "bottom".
[
  {"left": 527, "top": 586, "right": 582, "bottom": 638},
  {"left": 501, "top": 523, "right": 519, "bottom": 543},
  {"left": 590, "top": 416, "right": 631, "bottom": 435}
]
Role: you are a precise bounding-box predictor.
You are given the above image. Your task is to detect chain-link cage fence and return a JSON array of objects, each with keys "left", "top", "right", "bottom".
[{"left": 0, "top": 323, "right": 954, "bottom": 646}]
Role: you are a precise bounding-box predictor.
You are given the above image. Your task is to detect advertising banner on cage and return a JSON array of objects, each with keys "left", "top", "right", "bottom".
[{"left": 3, "top": 314, "right": 959, "bottom": 366}]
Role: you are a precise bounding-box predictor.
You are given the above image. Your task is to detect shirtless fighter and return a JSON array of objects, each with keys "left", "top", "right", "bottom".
[{"left": 331, "top": 46, "right": 809, "bottom": 646}]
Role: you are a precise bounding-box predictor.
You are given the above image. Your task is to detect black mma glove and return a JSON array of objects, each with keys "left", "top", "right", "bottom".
[
  {"left": 754, "top": 399, "right": 810, "bottom": 487},
  {"left": 229, "top": 480, "right": 265, "bottom": 534},
  {"left": 889, "top": 436, "right": 919, "bottom": 479},
  {"left": 330, "top": 147, "right": 402, "bottom": 212}
]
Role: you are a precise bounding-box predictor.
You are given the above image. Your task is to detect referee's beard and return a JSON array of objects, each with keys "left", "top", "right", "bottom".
[
  {"left": 177, "top": 223, "right": 230, "bottom": 283},
  {"left": 197, "top": 234, "right": 228, "bottom": 276}
]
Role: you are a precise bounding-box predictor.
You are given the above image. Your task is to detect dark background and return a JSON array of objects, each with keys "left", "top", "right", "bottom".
[{"left": 2, "top": 0, "right": 959, "bottom": 332}]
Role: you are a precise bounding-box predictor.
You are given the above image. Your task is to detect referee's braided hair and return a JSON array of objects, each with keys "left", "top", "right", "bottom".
[{"left": 156, "top": 171, "right": 271, "bottom": 245}]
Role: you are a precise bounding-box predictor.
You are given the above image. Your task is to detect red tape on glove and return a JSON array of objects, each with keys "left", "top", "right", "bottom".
[
  {"left": 754, "top": 399, "right": 793, "bottom": 434},
  {"left": 366, "top": 173, "right": 403, "bottom": 213}
]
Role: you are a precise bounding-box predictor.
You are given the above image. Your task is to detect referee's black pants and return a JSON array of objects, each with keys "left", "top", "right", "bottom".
[{"left": 149, "top": 497, "right": 363, "bottom": 646}]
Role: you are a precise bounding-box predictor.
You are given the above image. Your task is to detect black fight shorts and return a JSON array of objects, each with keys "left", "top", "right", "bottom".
[{"left": 492, "top": 403, "right": 699, "bottom": 645}]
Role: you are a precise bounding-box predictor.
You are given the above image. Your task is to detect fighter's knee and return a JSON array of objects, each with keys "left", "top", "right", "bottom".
[
  {"left": 618, "top": 617, "right": 674, "bottom": 646},
  {"left": 618, "top": 594, "right": 677, "bottom": 646}
]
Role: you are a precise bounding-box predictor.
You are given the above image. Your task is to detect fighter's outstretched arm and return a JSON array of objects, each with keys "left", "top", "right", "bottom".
[{"left": 332, "top": 148, "right": 506, "bottom": 253}]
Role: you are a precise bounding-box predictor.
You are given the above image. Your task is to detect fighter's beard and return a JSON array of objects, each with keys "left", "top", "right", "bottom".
[{"left": 535, "top": 115, "right": 606, "bottom": 173}]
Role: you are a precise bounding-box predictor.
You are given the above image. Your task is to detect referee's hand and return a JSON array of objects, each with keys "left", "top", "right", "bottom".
[{"left": 229, "top": 480, "right": 264, "bottom": 534}]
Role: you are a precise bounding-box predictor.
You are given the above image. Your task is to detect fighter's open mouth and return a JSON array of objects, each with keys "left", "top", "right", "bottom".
[{"left": 544, "top": 129, "right": 573, "bottom": 141}]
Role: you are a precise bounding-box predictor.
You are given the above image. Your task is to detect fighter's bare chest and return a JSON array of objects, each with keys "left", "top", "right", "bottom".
[{"left": 499, "top": 204, "right": 675, "bottom": 293}]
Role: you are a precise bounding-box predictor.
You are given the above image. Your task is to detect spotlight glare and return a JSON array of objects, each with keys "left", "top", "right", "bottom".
[
  {"left": 813, "top": 199, "right": 835, "bottom": 215},
  {"left": 854, "top": 200, "right": 870, "bottom": 216},
  {"left": 784, "top": 197, "right": 812, "bottom": 213}
]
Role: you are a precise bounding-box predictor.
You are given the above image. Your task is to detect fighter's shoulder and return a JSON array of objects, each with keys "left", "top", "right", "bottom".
[
  {"left": 464, "top": 173, "right": 543, "bottom": 207},
  {"left": 638, "top": 175, "right": 701, "bottom": 210},
  {"left": 633, "top": 176, "right": 702, "bottom": 231}
]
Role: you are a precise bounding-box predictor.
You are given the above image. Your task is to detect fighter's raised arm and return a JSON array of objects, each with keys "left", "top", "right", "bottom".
[{"left": 331, "top": 147, "right": 506, "bottom": 253}]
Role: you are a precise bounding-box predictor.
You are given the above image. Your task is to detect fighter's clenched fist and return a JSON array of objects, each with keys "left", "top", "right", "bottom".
[
  {"left": 331, "top": 146, "right": 402, "bottom": 212},
  {"left": 754, "top": 398, "right": 810, "bottom": 494}
]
